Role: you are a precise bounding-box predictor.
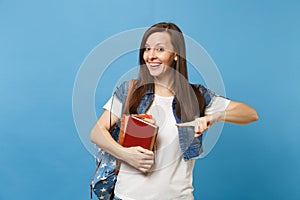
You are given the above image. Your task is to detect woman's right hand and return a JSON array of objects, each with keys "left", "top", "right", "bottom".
[{"left": 120, "top": 146, "right": 154, "bottom": 173}]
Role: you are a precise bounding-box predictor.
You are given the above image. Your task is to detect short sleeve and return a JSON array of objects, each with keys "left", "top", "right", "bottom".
[
  {"left": 103, "top": 96, "right": 123, "bottom": 119},
  {"left": 205, "top": 96, "right": 230, "bottom": 115},
  {"left": 102, "top": 80, "right": 131, "bottom": 119},
  {"left": 197, "top": 84, "right": 230, "bottom": 115}
]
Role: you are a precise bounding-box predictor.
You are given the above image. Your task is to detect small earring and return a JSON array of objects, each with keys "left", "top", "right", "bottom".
[{"left": 174, "top": 56, "right": 178, "bottom": 61}]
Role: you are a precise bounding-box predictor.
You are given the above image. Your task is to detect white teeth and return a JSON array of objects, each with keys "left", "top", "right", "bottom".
[{"left": 150, "top": 63, "right": 160, "bottom": 67}]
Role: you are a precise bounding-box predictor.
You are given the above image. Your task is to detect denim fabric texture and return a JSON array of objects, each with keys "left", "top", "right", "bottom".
[
  {"left": 112, "top": 196, "right": 122, "bottom": 200},
  {"left": 92, "top": 80, "right": 216, "bottom": 198}
]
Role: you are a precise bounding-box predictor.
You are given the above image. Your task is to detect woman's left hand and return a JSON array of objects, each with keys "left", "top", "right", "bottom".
[{"left": 176, "top": 113, "right": 221, "bottom": 137}]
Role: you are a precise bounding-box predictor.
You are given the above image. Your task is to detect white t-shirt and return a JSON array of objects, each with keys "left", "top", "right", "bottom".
[{"left": 103, "top": 94, "right": 230, "bottom": 200}]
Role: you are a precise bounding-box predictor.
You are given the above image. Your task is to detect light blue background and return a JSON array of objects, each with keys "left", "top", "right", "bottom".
[{"left": 1, "top": 0, "right": 299, "bottom": 199}]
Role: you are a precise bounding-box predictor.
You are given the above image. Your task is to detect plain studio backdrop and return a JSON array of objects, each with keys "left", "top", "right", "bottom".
[{"left": 0, "top": 0, "right": 299, "bottom": 199}]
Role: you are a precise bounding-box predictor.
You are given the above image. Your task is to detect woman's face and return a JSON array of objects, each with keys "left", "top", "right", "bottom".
[{"left": 143, "top": 32, "right": 177, "bottom": 78}]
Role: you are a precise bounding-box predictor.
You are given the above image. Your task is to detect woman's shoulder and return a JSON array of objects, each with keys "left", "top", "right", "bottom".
[
  {"left": 190, "top": 83, "right": 217, "bottom": 106},
  {"left": 117, "top": 79, "right": 138, "bottom": 91},
  {"left": 191, "top": 83, "right": 210, "bottom": 94},
  {"left": 114, "top": 79, "right": 137, "bottom": 101}
]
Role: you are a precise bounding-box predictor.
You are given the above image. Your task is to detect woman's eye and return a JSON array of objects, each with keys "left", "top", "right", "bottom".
[
  {"left": 145, "top": 47, "right": 151, "bottom": 51},
  {"left": 157, "top": 47, "right": 164, "bottom": 52}
]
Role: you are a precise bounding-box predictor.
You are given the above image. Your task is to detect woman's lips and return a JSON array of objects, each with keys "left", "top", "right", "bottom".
[{"left": 149, "top": 62, "right": 161, "bottom": 69}]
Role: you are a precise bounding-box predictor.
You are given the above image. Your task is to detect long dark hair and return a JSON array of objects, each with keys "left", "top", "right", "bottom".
[{"left": 128, "top": 22, "right": 204, "bottom": 121}]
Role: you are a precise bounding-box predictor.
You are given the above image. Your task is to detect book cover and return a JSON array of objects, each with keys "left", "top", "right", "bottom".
[{"left": 119, "top": 115, "right": 158, "bottom": 151}]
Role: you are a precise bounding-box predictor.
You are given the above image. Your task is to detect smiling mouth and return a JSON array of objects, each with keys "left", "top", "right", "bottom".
[{"left": 149, "top": 63, "right": 161, "bottom": 68}]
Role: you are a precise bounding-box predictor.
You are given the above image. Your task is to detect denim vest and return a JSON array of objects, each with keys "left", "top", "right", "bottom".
[{"left": 92, "top": 80, "right": 215, "bottom": 187}]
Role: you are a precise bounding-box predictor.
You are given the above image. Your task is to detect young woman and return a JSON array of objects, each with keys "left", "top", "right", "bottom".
[{"left": 90, "top": 22, "right": 258, "bottom": 200}]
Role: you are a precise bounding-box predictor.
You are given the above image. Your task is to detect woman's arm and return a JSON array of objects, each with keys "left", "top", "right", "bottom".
[
  {"left": 90, "top": 110, "right": 124, "bottom": 159},
  {"left": 90, "top": 110, "right": 154, "bottom": 173},
  {"left": 176, "top": 101, "right": 258, "bottom": 137},
  {"left": 214, "top": 101, "right": 259, "bottom": 125}
]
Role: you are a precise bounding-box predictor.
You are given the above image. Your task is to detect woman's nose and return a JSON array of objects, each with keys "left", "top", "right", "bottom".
[{"left": 148, "top": 49, "right": 157, "bottom": 59}]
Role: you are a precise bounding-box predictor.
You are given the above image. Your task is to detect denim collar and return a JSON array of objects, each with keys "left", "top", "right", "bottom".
[{"left": 144, "top": 83, "right": 154, "bottom": 95}]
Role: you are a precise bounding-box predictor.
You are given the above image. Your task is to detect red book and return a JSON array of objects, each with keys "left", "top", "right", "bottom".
[{"left": 118, "top": 115, "right": 158, "bottom": 151}]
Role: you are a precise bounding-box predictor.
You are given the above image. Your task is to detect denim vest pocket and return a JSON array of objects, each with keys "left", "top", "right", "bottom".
[{"left": 178, "top": 127, "right": 203, "bottom": 160}]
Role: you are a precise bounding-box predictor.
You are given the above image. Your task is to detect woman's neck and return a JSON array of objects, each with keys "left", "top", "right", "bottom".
[{"left": 154, "top": 76, "right": 175, "bottom": 97}]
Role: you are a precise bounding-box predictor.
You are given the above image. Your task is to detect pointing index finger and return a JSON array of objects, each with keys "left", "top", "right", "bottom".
[{"left": 175, "top": 121, "right": 195, "bottom": 127}]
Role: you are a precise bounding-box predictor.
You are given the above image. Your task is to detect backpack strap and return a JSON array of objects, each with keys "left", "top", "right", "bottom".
[
  {"left": 122, "top": 79, "right": 137, "bottom": 115},
  {"left": 90, "top": 160, "right": 101, "bottom": 199}
]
